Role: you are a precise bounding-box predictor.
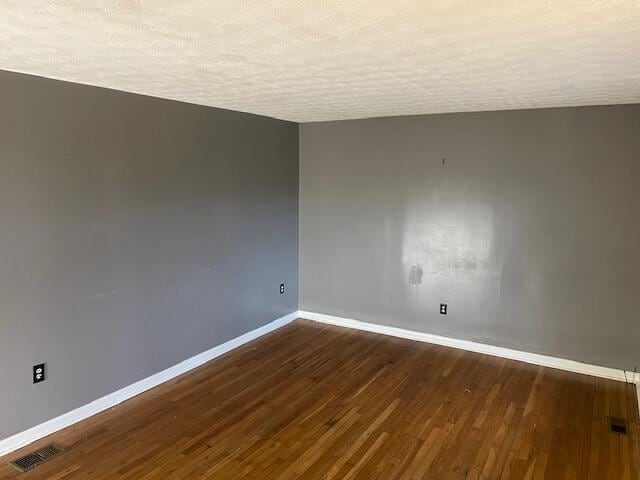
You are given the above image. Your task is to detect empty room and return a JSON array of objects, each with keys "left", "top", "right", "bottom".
[{"left": 0, "top": 2, "right": 639, "bottom": 479}]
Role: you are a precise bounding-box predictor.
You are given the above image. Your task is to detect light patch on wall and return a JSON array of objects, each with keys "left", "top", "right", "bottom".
[{"left": 401, "top": 201, "right": 497, "bottom": 312}]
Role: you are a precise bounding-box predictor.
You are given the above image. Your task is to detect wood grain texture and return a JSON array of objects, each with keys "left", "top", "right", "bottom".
[{"left": 1, "top": 319, "right": 638, "bottom": 479}]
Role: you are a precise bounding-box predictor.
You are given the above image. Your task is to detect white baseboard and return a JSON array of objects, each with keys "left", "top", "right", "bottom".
[
  {"left": 0, "top": 311, "right": 298, "bottom": 458},
  {"left": 298, "top": 310, "right": 640, "bottom": 385},
  {"left": 3, "top": 310, "right": 636, "bottom": 458}
]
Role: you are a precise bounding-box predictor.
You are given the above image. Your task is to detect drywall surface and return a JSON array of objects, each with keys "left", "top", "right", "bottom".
[
  {"left": 300, "top": 105, "right": 640, "bottom": 370},
  {"left": 0, "top": 70, "right": 298, "bottom": 438}
]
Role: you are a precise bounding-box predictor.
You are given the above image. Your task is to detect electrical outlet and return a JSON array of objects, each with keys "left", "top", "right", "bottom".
[
  {"left": 280, "top": 283, "right": 285, "bottom": 295},
  {"left": 440, "top": 303, "right": 447, "bottom": 315},
  {"left": 33, "top": 363, "right": 46, "bottom": 384}
]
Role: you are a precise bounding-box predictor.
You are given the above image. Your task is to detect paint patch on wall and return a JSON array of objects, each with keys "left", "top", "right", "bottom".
[{"left": 408, "top": 265, "right": 423, "bottom": 285}]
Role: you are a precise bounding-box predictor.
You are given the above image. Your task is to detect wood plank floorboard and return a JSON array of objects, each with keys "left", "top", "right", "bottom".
[{"left": 0, "top": 319, "right": 638, "bottom": 479}]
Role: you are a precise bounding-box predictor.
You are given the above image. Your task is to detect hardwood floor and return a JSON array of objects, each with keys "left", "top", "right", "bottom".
[{"left": 1, "top": 319, "right": 638, "bottom": 479}]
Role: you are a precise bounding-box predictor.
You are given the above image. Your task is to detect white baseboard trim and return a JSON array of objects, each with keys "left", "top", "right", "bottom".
[
  {"left": 298, "top": 310, "right": 640, "bottom": 386},
  {"left": 0, "top": 311, "right": 298, "bottom": 458}
]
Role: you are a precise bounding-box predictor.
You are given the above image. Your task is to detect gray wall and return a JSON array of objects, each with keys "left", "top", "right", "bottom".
[
  {"left": 0, "top": 70, "right": 299, "bottom": 438},
  {"left": 300, "top": 105, "right": 640, "bottom": 371}
]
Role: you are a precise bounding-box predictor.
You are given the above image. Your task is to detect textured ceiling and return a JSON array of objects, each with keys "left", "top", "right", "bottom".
[{"left": 1, "top": 1, "right": 639, "bottom": 122}]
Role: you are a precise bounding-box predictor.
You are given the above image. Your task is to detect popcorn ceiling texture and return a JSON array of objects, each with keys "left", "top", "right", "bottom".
[{"left": 1, "top": 1, "right": 639, "bottom": 122}]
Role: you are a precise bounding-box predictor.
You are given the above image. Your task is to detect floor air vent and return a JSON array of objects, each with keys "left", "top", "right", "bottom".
[
  {"left": 10, "top": 444, "right": 64, "bottom": 472},
  {"left": 608, "top": 417, "right": 628, "bottom": 435}
]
